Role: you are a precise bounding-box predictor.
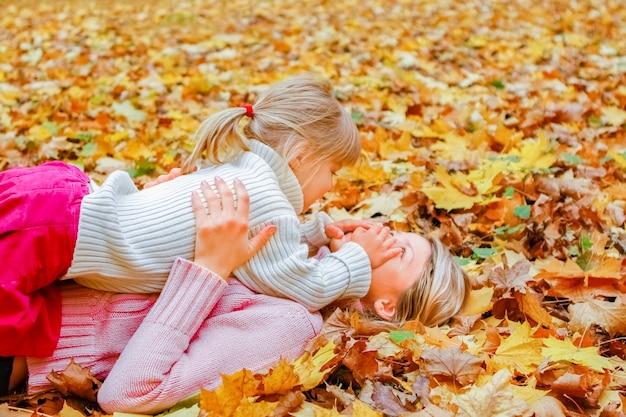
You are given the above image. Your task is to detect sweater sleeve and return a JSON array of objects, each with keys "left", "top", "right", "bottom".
[
  {"left": 299, "top": 211, "right": 333, "bottom": 249},
  {"left": 234, "top": 215, "right": 372, "bottom": 312},
  {"left": 97, "top": 258, "right": 228, "bottom": 413},
  {"left": 97, "top": 259, "right": 322, "bottom": 415}
]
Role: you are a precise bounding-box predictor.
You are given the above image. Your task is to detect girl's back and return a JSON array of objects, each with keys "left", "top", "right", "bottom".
[{"left": 67, "top": 141, "right": 295, "bottom": 293}]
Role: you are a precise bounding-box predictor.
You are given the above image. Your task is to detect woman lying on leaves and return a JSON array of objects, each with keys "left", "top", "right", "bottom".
[{"left": 3, "top": 177, "right": 469, "bottom": 415}]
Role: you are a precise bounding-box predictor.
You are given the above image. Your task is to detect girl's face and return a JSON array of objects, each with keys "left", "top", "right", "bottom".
[
  {"left": 290, "top": 156, "right": 342, "bottom": 211},
  {"left": 330, "top": 231, "right": 432, "bottom": 320}
]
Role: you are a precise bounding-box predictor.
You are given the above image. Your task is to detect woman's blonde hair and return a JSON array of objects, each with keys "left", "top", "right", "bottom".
[
  {"left": 393, "top": 237, "right": 470, "bottom": 327},
  {"left": 182, "top": 74, "right": 361, "bottom": 174}
]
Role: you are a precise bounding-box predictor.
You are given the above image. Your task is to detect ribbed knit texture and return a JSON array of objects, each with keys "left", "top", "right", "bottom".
[
  {"left": 67, "top": 140, "right": 372, "bottom": 310},
  {"left": 28, "top": 258, "right": 323, "bottom": 415}
]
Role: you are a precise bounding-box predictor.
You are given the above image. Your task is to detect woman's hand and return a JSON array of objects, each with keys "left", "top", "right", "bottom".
[{"left": 192, "top": 177, "right": 276, "bottom": 279}]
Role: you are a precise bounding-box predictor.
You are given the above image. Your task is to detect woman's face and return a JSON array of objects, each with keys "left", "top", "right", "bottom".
[{"left": 330, "top": 231, "right": 432, "bottom": 320}]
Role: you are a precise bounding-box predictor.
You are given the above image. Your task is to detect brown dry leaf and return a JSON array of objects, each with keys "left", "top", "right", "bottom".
[
  {"left": 420, "top": 347, "right": 483, "bottom": 386},
  {"left": 489, "top": 258, "right": 532, "bottom": 293},
  {"left": 46, "top": 359, "right": 102, "bottom": 402},
  {"left": 568, "top": 299, "right": 626, "bottom": 337},
  {"left": 342, "top": 340, "right": 379, "bottom": 387},
  {"left": 522, "top": 395, "right": 567, "bottom": 417},
  {"left": 516, "top": 290, "right": 553, "bottom": 328}
]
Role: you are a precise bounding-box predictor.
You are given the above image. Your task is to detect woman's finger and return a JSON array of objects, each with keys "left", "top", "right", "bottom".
[
  {"left": 191, "top": 191, "right": 207, "bottom": 225},
  {"left": 233, "top": 179, "right": 250, "bottom": 219},
  {"left": 201, "top": 180, "right": 222, "bottom": 217},
  {"left": 248, "top": 224, "right": 277, "bottom": 256},
  {"left": 214, "top": 177, "right": 234, "bottom": 215}
]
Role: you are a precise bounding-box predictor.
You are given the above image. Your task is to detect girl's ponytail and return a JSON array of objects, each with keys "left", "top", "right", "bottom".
[{"left": 182, "top": 107, "right": 250, "bottom": 173}]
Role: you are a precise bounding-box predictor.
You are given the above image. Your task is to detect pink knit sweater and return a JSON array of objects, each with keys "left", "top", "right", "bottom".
[{"left": 27, "top": 258, "right": 323, "bottom": 414}]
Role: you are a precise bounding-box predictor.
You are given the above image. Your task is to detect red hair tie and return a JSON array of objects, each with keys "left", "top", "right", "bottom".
[{"left": 239, "top": 103, "right": 254, "bottom": 118}]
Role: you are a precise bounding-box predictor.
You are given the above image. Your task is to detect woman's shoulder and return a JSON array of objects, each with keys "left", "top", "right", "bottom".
[{"left": 221, "top": 280, "right": 323, "bottom": 326}]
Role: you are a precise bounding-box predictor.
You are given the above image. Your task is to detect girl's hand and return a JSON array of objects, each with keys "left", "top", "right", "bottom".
[
  {"left": 325, "top": 219, "right": 374, "bottom": 239},
  {"left": 143, "top": 168, "right": 183, "bottom": 189},
  {"left": 348, "top": 224, "right": 402, "bottom": 269},
  {"left": 192, "top": 177, "right": 276, "bottom": 279}
]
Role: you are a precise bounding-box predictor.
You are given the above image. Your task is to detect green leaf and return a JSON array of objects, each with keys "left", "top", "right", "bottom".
[
  {"left": 472, "top": 246, "right": 497, "bottom": 259},
  {"left": 514, "top": 205, "right": 531, "bottom": 219},
  {"left": 112, "top": 100, "right": 147, "bottom": 123},
  {"left": 77, "top": 131, "right": 97, "bottom": 142},
  {"left": 561, "top": 153, "right": 583, "bottom": 164},
  {"left": 78, "top": 142, "right": 97, "bottom": 157},
  {"left": 127, "top": 158, "right": 156, "bottom": 178},
  {"left": 580, "top": 235, "right": 592, "bottom": 251},
  {"left": 42, "top": 121, "right": 59, "bottom": 136},
  {"left": 503, "top": 187, "right": 515, "bottom": 198},
  {"left": 494, "top": 224, "right": 525, "bottom": 235},
  {"left": 500, "top": 155, "right": 521, "bottom": 163},
  {"left": 454, "top": 256, "right": 471, "bottom": 266},
  {"left": 491, "top": 79, "right": 505, "bottom": 90},
  {"left": 351, "top": 112, "right": 363, "bottom": 124},
  {"left": 389, "top": 330, "right": 415, "bottom": 343},
  {"left": 588, "top": 115, "right": 602, "bottom": 126}
]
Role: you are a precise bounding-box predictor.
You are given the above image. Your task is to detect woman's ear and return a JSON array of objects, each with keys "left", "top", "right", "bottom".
[{"left": 373, "top": 299, "right": 396, "bottom": 321}]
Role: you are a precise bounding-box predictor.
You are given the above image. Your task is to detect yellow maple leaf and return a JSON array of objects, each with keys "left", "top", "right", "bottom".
[
  {"left": 379, "top": 130, "right": 413, "bottom": 160},
  {"left": 352, "top": 399, "right": 383, "bottom": 417},
  {"left": 459, "top": 287, "right": 494, "bottom": 316},
  {"left": 602, "top": 106, "right": 626, "bottom": 126},
  {"left": 431, "top": 131, "right": 472, "bottom": 162},
  {"left": 257, "top": 358, "right": 300, "bottom": 395},
  {"left": 608, "top": 150, "right": 626, "bottom": 170},
  {"left": 293, "top": 340, "right": 339, "bottom": 390},
  {"left": 343, "top": 159, "right": 388, "bottom": 187},
  {"left": 512, "top": 376, "right": 547, "bottom": 404},
  {"left": 491, "top": 321, "right": 543, "bottom": 375},
  {"left": 542, "top": 337, "right": 614, "bottom": 372},
  {"left": 290, "top": 402, "right": 342, "bottom": 417},
  {"left": 109, "top": 131, "right": 129, "bottom": 142},
  {"left": 452, "top": 369, "right": 529, "bottom": 417},
  {"left": 232, "top": 399, "right": 277, "bottom": 417},
  {"left": 124, "top": 140, "right": 152, "bottom": 160},
  {"left": 199, "top": 368, "right": 258, "bottom": 417},
  {"left": 507, "top": 131, "right": 557, "bottom": 172},
  {"left": 353, "top": 191, "right": 405, "bottom": 221},
  {"left": 467, "top": 159, "right": 507, "bottom": 195},
  {"left": 29, "top": 125, "right": 52, "bottom": 141},
  {"left": 421, "top": 166, "right": 485, "bottom": 211}
]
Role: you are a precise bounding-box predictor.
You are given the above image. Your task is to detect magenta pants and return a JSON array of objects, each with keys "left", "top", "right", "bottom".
[{"left": 0, "top": 162, "right": 90, "bottom": 357}]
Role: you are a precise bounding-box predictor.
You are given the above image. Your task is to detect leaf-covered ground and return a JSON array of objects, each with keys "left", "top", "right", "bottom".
[{"left": 1, "top": 0, "right": 626, "bottom": 416}]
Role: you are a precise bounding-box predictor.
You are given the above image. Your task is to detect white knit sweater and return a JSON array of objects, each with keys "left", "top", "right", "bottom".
[{"left": 66, "top": 140, "right": 371, "bottom": 311}]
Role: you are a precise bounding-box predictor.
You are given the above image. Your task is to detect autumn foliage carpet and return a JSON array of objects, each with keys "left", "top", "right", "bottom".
[{"left": 1, "top": 0, "right": 626, "bottom": 416}]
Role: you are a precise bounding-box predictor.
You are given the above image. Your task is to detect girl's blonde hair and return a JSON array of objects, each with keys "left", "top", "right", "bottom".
[
  {"left": 182, "top": 74, "right": 361, "bottom": 174},
  {"left": 393, "top": 237, "right": 470, "bottom": 327}
]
